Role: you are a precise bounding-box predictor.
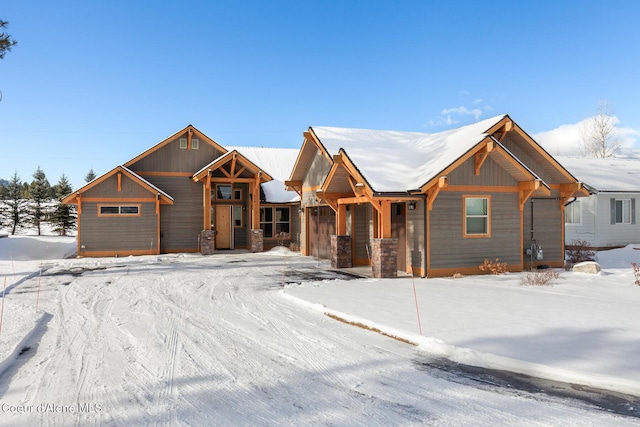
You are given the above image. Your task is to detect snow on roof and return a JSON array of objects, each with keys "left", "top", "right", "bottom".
[
  {"left": 556, "top": 156, "right": 640, "bottom": 193},
  {"left": 311, "top": 115, "right": 507, "bottom": 192},
  {"left": 227, "top": 146, "right": 300, "bottom": 203}
]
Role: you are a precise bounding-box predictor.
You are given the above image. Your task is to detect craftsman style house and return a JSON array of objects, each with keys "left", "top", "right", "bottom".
[
  {"left": 286, "top": 115, "right": 588, "bottom": 278},
  {"left": 63, "top": 125, "right": 300, "bottom": 257}
]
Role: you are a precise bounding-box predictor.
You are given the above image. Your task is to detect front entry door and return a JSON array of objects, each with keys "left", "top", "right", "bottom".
[{"left": 215, "top": 205, "right": 232, "bottom": 249}]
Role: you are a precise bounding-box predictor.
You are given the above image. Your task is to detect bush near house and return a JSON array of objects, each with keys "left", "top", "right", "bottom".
[
  {"left": 479, "top": 258, "right": 507, "bottom": 275},
  {"left": 565, "top": 239, "right": 597, "bottom": 268}
]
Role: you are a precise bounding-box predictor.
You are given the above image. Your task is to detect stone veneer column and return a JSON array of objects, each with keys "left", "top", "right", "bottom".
[
  {"left": 331, "top": 235, "right": 352, "bottom": 269},
  {"left": 250, "top": 229, "right": 264, "bottom": 253},
  {"left": 200, "top": 230, "right": 215, "bottom": 255},
  {"left": 371, "top": 238, "right": 398, "bottom": 278}
]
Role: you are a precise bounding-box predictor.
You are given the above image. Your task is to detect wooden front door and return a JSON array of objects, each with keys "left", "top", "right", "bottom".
[
  {"left": 307, "top": 206, "right": 335, "bottom": 259},
  {"left": 215, "top": 205, "right": 232, "bottom": 249}
]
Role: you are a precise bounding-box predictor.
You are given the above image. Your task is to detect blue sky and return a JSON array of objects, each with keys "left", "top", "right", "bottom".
[{"left": 1, "top": 1, "right": 640, "bottom": 189}]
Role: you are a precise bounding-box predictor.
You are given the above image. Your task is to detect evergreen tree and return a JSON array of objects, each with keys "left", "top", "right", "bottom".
[
  {"left": 52, "top": 173, "right": 75, "bottom": 236},
  {"left": 28, "top": 166, "right": 52, "bottom": 235},
  {"left": 85, "top": 168, "right": 97, "bottom": 183},
  {"left": 4, "top": 171, "right": 24, "bottom": 235}
]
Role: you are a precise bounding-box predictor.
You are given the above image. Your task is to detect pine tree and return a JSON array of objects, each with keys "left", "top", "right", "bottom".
[
  {"left": 85, "top": 168, "right": 97, "bottom": 183},
  {"left": 51, "top": 173, "right": 75, "bottom": 236},
  {"left": 28, "top": 166, "right": 52, "bottom": 235},
  {"left": 4, "top": 171, "right": 24, "bottom": 235}
]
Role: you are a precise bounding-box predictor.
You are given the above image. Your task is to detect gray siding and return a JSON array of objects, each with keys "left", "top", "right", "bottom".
[
  {"left": 128, "top": 136, "right": 224, "bottom": 174},
  {"left": 352, "top": 204, "right": 372, "bottom": 264},
  {"left": 79, "top": 202, "right": 157, "bottom": 253},
  {"left": 447, "top": 155, "right": 518, "bottom": 186},
  {"left": 147, "top": 176, "right": 203, "bottom": 252},
  {"left": 523, "top": 198, "right": 563, "bottom": 265},
  {"left": 83, "top": 173, "right": 154, "bottom": 199},
  {"left": 407, "top": 199, "right": 426, "bottom": 275},
  {"left": 430, "top": 192, "right": 521, "bottom": 270},
  {"left": 302, "top": 153, "right": 332, "bottom": 191}
]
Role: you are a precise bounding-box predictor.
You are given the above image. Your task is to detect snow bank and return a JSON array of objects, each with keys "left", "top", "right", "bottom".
[
  {"left": 0, "top": 235, "right": 76, "bottom": 261},
  {"left": 0, "top": 299, "right": 44, "bottom": 377}
]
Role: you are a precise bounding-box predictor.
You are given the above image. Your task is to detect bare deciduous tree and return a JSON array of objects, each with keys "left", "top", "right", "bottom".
[{"left": 579, "top": 100, "right": 621, "bottom": 158}]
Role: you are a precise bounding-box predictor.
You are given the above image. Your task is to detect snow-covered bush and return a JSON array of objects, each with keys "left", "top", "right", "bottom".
[
  {"left": 519, "top": 270, "right": 561, "bottom": 286},
  {"left": 632, "top": 263, "right": 640, "bottom": 286},
  {"left": 566, "top": 239, "right": 597, "bottom": 266}
]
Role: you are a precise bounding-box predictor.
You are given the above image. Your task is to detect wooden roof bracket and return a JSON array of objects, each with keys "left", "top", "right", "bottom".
[
  {"left": 496, "top": 119, "right": 513, "bottom": 143},
  {"left": 427, "top": 176, "right": 448, "bottom": 211},
  {"left": 558, "top": 182, "right": 585, "bottom": 209},
  {"left": 474, "top": 140, "right": 495, "bottom": 176},
  {"left": 518, "top": 180, "right": 540, "bottom": 211},
  {"left": 284, "top": 180, "right": 302, "bottom": 197}
]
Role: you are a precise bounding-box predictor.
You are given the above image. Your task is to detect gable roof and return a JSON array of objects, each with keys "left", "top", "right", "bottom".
[
  {"left": 227, "top": 146, "right": 301, "bottom": 203},
  {"left": 310, "top": 115, "right": 509, "bottom": 192},
  {"left": 62, "top": 165, "right": 174, "bottom": 205},
  {"left": 124, "top": 124, "right": 227, "bottom": 168},
  {"left": 193, "top": 147, "right": 300, "bottom": 203},
  {"left": 557, "top": 156, "right": 640, "bottom": 193}
]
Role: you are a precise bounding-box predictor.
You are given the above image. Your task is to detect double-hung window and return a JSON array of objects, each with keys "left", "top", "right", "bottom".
[
  {"left": 565, "top": 200, "right": 581, "bottom": 225},
  {"left": 464, "top": 196, "right": 490, "bottom": 237},
  {"left": 612, "top": 198, "right": 634, "bottom": 224}
]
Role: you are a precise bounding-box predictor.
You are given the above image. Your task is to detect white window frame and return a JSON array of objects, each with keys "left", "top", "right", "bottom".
[
  {"left": 616, "top": 199, "right": 632, "bottom": 224},
  {"left": 565, "top": 200, "right": 581, "bottom": 225}
]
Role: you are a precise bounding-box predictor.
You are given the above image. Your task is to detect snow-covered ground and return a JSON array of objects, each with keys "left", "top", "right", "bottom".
[{"left": 1, "top": 234, "right": 640, "bottom": 425}]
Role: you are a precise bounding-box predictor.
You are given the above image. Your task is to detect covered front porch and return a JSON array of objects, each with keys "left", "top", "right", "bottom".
[{"left": 193, "top": 150, "right": 273, "bottom": 252}]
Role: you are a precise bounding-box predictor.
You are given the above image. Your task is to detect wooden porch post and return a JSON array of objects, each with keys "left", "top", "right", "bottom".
[
  {"left": 337, "top": 203, "right": 347, "bottom": 235},
  {"left": 252, "top": 174, "right": 261, "bottom": 229},
  {"left": 380, "top": 200, "right": 392, "bottom": 238},
  {"left": 204, "top": 172, "right": 212, "bottom": 230}
]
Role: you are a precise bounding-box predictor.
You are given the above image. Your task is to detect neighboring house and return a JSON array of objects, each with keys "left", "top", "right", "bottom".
[
  {"left": 286, "top": 115, "right": 588, "bottom": 278},
  {"left": 63, "top": 125, "right": 300, "bottom": 257},
  {"left": 557, "top": 156, "right": 640, "bottom": 249}
]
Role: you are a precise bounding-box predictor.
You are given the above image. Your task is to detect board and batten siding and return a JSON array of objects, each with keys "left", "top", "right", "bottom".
[
  {"left": 79, "top": 202, "right": 158, "bottom": 254},
  {"left": 429, "top": 191, "right": 521, "bottom": 271}
]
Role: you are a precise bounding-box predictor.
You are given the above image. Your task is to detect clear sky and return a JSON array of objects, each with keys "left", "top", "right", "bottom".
[{"left": 1, "top": 0, "right": 640, "bottom": 189}]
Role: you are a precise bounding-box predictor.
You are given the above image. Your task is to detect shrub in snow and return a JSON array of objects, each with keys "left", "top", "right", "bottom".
[
  {"left": 519, "top": 270, "right": 561, "bottom": 286},
  {"left": 565, "top": 239, "right": 597, "bottom": 267},
  {"left": 632, "top": 263, "right": 640, "bottom": 286},
  {"left": 478, "top": 258, "right": 507, "bottom": 275}
]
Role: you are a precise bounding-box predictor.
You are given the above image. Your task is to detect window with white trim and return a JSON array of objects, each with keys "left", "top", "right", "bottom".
[
  {"left": 464, "top": 196, "right": 489, "bottom": 236},
  {"left": 615, "top": 199, "right": 632, "bottom": 224},
  {"left": 565, "top": 200, "right": 581, "bottom": 225}
]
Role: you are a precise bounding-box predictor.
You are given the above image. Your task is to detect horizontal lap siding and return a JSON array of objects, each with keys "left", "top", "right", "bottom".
[
  {"left": 523, "top": 198, "right": 563, "bottom": 264},
  {"left": 83, "top": 174, "right": 154, "bottom": 199},
  {"left": 146, "top": 176, "right": 203, "bottom": 252},
  {"left": 353, "top": 204, "right": 371, "bottom": 263},
  {"left": 430, "top": 192, "right": 521, "bottom": 269},
  {"left": 129, "top": 137, "right": 224, "bottom": 174},
  {"left": 80, "top": 202, "right": 157, "bottom": 252},
  {"left": 407, "top": 199, "right": 426, "bottom": 275}
]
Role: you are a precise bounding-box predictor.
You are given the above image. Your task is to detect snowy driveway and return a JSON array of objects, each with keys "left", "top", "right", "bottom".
[{"left": 0, "top": 252, "right": 638, "bottom": 426}]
